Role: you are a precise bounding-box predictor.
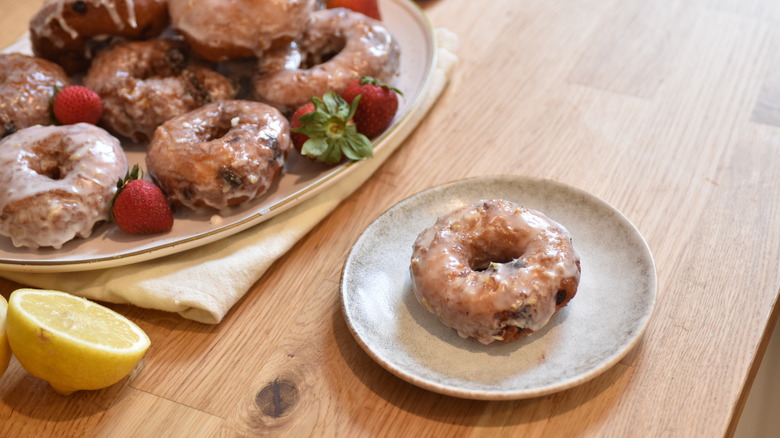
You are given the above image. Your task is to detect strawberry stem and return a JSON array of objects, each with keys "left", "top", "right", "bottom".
[
  {"left": 109, "top": 164, "right": 143, "bottom": 222},
  {"left": 358, "top": 75, "right": 403, "bottom": 97},
  {"left": 291, "top": 91, "right": 373, "bottom": 165}
]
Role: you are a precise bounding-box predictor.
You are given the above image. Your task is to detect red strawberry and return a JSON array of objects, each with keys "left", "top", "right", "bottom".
[
  {"left": 290, "top": 101, "right": 316, "bottom": 153},
  {"left": 289, "top": 90, "right": 373, "bottom": 165},
  {"left": 326, "top": 0, "right": 381, "bottom": 20},
  {"left": 110, "top": 165, "right": 173, "bottom": 234},
  {"left": 341, "top": 76, "right": 402, "bottom": 138},
  {"left": 52, "top": 85, "right": 102, "bottom": 125}
]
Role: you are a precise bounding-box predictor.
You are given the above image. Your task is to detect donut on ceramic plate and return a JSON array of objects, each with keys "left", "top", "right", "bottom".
[
  {"left": 410, "top": 199, "right": 582, "bottom": 345},
  {"left": 0, "top": 124, "right": 128, "bottom": 249},
  {"left": 84, "top": 38, "right": 238, "bottom": 142},
  {"left": 29, "top": 0, "right": 170, "bottom": 74},
  {"left": 146, "top": 100, "right": 291, "bottom": 211},
  {"left": 252, "top": 8, "right": 401, "bottom": 113},
  {"left": 167, "top": 0, "right": 316, "bottom": 62},
  {"left": 0, "top": 53, "right": 71, "bottom": 138}
]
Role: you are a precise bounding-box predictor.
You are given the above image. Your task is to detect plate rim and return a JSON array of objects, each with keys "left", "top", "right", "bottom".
[
  {"left": 0, "top": 0, "right": 438, "bottom": 273},
  {"left": 340, "top": 174, "right": 657, "bottom": 400}
]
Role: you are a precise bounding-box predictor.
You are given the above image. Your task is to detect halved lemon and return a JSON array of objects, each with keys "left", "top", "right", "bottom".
[
  {"left": 5, "top": 288, "right": 150, "bottom": 395},
  {"left": 0, "top": 295, "right": 10, "bottom": 377}
]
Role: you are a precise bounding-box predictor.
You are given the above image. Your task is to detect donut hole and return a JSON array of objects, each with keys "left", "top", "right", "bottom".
[
  {"left": 200, "top": 118, "right": 233, "bottom": 142},
  {"left": 464, "top": 211, "right": 535, "bottom": 272},
  {"left": 469, "top": 246, "right": 526, "bottom": 271},
  {"left": 29, "top": 138, "right": 72, "bottom": 180},
  {"left": 33, "top": 160, "right": 65, "bottom": 180},
  {"left": 465, "top": 223, "right": 529, "bottom": 271},
  {"left": 300, "top": 35, "right": 346, "bottom": 68}
]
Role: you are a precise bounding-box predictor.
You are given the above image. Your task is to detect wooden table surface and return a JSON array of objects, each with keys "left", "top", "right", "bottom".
[{"left": 1, "top": 0, "right": 779, "bottom": 436}]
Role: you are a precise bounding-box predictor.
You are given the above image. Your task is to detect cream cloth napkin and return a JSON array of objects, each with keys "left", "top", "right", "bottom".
[{"left": 1, "top": 29, "right": 459, "bottom": 324}]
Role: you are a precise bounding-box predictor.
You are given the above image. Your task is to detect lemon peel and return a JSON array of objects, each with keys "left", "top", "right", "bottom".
[
  {"left": 0, "top": 295, "right": 10, "bottom": 377},
  {"left": 6, "top": 288, "right": 150, "bottom": 395}
]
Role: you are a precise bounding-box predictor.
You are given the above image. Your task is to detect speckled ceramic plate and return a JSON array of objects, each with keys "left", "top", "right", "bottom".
[
  {"left": 0, "top": 0, "right": 436, "bottom": 272},
  {"left": 340, "top": 175, "right": 656, "bottom": 400}
]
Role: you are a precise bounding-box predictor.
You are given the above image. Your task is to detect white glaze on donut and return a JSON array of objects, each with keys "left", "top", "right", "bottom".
[
  {"left": 0, "top": 53, "right": 71, "bottom": 137},
  {"left": 252, "top": 8, "right": 401, "bottom": 113},
  {"left": 0, "top": 124, "right": 128, "bottom": 249},
  {"left": 29, "top": 0, "right": 170, "bottom": 74},
  {"left": 146, "top": 100, "right": 291, "bottom": 212},
  {"left": 30, "top": 0, "right": 140, "bottom": 46},
  {"left": 410, "top": 199, "right": 581, "bottom": 344},
  {"left": 168, "top": 0, "right": 316, "bottom": 61}
]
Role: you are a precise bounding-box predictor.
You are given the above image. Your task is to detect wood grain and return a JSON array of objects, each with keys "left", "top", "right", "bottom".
[{"left": 1, "top": 0, "right": 779, "bottom": 436}]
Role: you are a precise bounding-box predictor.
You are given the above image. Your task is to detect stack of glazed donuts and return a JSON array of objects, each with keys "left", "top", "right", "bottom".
[{"left": 0, "top": 0, "right": 401, "bottom": 249}]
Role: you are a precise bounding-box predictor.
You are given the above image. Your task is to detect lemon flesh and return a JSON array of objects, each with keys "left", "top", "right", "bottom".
[
  {"left": 0, "top": 295, "right": 10, "bottom": 377},
  {"left": 6, "top": 288, "right": 150, "bottom": 395}
]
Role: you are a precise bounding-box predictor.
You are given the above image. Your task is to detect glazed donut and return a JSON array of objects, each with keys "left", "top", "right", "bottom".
[
  {"left": 0, "top": 124, "right": 128, "bottom": 249},
  {"left": 29, "top": 0, "right": 170, "bottom": 74},
  {"left": 410, "top": 199, "right": 581, "bottom": 345},
  {"left": 0, "top": 53, "right": 71, "bottom": 138},
  {"left": 84, "top": 38, "right": 238, "bottom": 143},
  {"left": 168, "top": 0, "right": 316, "bottom": 62},
  {"left": 146, "top": 100, "right": 292, "bottom": 211},
  {"left": 252, "top": 8, "right": 401, "bottom": 113}
]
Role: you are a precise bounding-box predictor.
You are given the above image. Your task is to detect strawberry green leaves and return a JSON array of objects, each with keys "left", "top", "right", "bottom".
[{"left": 291, "top": 90, "right": 373, "bottom": 165}]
